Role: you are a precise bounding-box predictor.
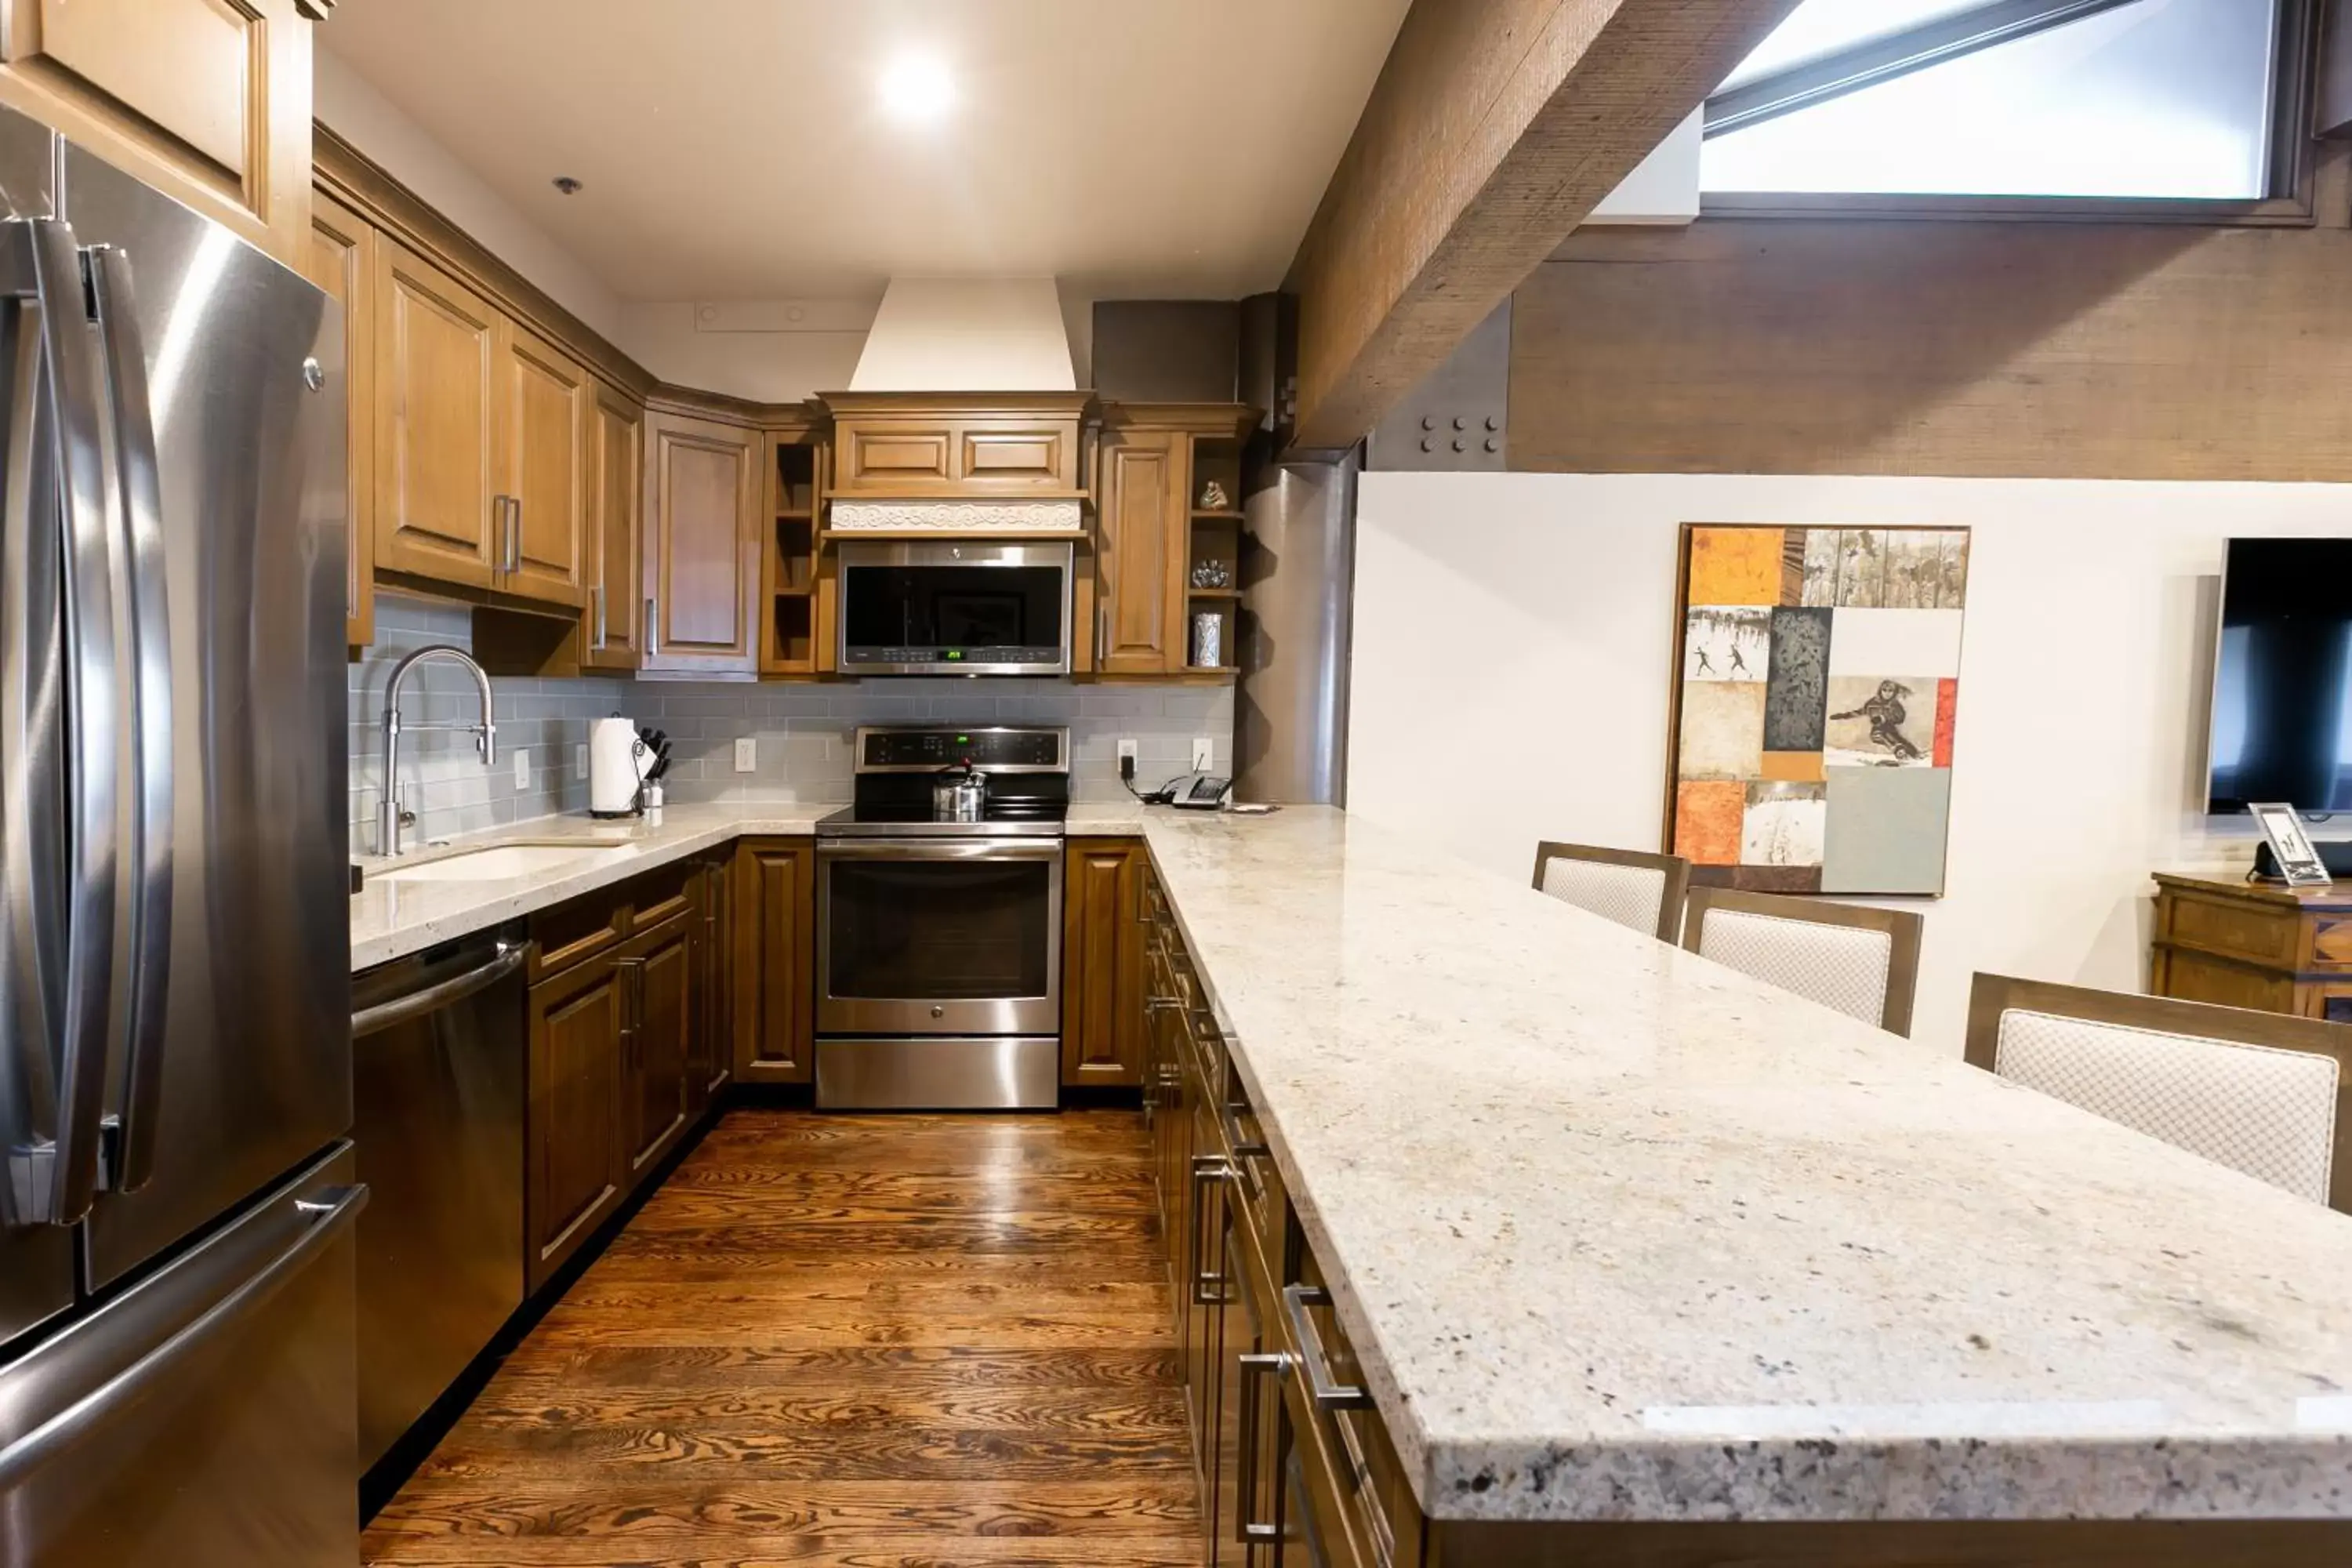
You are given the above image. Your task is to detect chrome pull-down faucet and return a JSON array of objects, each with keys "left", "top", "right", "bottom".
[{"left": 378, "top": 644, "right": 496, "bottom": 857}]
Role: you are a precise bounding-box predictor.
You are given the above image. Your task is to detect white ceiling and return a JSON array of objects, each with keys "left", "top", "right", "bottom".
[{"left": 323, "top": 0, "right": 1411, "bottom": 303}]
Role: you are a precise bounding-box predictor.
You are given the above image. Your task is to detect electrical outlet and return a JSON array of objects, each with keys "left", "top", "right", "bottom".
[
  {"left": 574, "top": 743, "right": 589, "bottom": 781},
  {"left": 1116, "top": 739, "right": 1138, "bottom": 767},
  {"left": 513, "top": 750, "right": 531, "bottom": 790},
  {"left": 735, "top": 736, "right": 757, "bottom": 773},
  {"left": 1192, "top": 737, "right": 1215, "bottom": 773}
]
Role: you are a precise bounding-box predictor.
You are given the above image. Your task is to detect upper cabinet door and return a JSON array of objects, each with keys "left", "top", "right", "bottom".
[
  {"left": 582, "top": 383, "right": 644, "bottom": 670},
  {"left": 0, "top": 0, "right": 315, "bottom": 266},
  {"left": 304, "top": 187, "right": 373, "bottom": 653},
  {"left": 1098, "top": 430, "right": 1186, "bottom": 675},
  {"left": 495, "top": 320, "right": 588, "bottom": 607},
  {"left": 642, "top": 410, "right": 759, "bottom": 675},
  {"left": 374, "top": 236, "right": 499, "bottom": 591}
]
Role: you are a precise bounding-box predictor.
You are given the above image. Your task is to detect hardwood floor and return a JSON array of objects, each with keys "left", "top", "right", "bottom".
[{"left": 363, "top": 1109, "right": 1200, "bottom": 1567}]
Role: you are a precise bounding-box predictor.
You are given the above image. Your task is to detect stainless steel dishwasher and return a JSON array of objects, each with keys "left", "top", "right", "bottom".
[{"left": 350, "top": 922, "right": 528, "bottom": 1469}]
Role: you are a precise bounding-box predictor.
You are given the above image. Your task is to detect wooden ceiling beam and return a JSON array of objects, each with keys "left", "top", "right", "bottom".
[{"left": 1283, "top": 0, "right": 1804, "bottom": 452}]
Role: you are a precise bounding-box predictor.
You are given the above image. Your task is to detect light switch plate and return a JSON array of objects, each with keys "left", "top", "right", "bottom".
[
  {"left": 574, "top": 743, "right": 589, "bottom": 781},
  {"left": 735, "top": 736, "right": 757, "bottom": 773},
  {"left": 1192, "top": 737, "right": 1215, "bottom": 772},
  {"left": 513, "top": 750, "right": 531, "bottom": 789}
]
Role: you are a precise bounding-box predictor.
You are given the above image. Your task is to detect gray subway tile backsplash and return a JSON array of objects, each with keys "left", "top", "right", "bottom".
[{"left": 347, "top": 593, "right": 1233, "bottom": 855}]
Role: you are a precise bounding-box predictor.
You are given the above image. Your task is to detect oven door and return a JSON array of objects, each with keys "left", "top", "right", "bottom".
[{"left": 817, "top": 838, "right": 1065, "bottom": 1035}]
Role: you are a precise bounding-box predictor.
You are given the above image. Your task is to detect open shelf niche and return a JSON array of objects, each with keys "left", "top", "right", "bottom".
[
  {"left": 1184, "top": 429, "right": 1247, "bottom": 673},
  {"left": 763, "top": 429, "right": 824, "bottom": 676}
]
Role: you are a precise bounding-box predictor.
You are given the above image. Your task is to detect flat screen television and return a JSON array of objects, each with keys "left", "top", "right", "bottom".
[{"left": 2206, "top": 537, "right": 2352, "bottom": 815}]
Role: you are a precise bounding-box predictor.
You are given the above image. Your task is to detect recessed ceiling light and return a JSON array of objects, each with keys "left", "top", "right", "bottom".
[{"left": 879, "top": 54, "right": 955, "bottom": 125}]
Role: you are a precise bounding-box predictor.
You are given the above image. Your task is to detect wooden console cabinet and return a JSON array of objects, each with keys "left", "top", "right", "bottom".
[{"left": 2152, "top": 872, "right": 2352, "bottom": 1022}]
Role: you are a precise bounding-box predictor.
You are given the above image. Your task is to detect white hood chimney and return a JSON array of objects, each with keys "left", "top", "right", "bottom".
[{"left": 850, "top": 278, "right": 1075, "bottom": 392}]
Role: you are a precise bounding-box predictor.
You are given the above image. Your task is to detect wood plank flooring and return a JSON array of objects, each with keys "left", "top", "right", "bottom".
[{"left": 362, "top": 1109, "right": 1200, "bottom": 1568}]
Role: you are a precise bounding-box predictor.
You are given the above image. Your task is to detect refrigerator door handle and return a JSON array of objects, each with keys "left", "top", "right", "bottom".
[
  {"left": 0, "top": 220, "right": 119, "bottom": 1229},
  {"left": 0, "top": 1180, "right": 366, "bottom": 1492},
  {"left": 0, "top": 226, "right": 67, "bottom": 1234},
  {"left": 87, "top": 245, "right": 172, "bottom": 1195}
]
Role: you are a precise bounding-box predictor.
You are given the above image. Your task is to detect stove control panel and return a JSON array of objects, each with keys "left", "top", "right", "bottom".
[{"left": 855, "top": 726, "right": 1069, "bottom": 774}]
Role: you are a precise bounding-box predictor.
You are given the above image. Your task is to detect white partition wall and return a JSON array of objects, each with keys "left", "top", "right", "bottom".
[{"left": 1346, "top": 471, "right": 2352, "bottom": 1057}]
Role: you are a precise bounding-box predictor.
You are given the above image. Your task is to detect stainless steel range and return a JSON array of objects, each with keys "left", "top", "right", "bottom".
[{"left": 814, "top": 727, "right": 1069, "bottom": 1110}]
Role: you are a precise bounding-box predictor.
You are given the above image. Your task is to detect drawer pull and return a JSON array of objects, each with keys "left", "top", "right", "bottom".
[
  {"left": 1283, "top": 1283, "right": 1374, "bottom": 1412},
  {"left": 1236, "top": 1348, "right": 1291, "bottom": 1543},
  {"left": 1190, "top": 1156, "right": 1234, "bottom": 1305},
  {"left": 1221, "top": 1087, "right": 1270, "bottom": 1161}
]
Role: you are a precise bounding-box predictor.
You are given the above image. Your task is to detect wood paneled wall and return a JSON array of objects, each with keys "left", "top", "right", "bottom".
[{"left": 1508, "top": 152, "right": 2352, "bottom": 482}]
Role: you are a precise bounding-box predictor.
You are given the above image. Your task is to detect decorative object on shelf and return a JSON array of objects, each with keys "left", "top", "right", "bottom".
[
  {"left": 1190, "top": 561, "right": 1231, "bottom": 590},
  {"left": 829, "top": 499, "right": 1086, "bottom": 534},
  {"left": 1192, "top": 610, "right": 1224, "bottom": 670},
  {"left": 2251, "top": 802, "right": 2332, "bottom": 887},
  {"left": 1664, "top": 523, "right": 1971, "bottom": 897},
  {"left": 1198, "top": 479, "right": 1230, "bottom": 511}
]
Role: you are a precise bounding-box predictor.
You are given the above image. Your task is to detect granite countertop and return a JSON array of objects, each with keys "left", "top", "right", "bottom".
[
  {"left": 351, "top": 800, "right": 1151, "bottom": 971},
  {"left": 1135, "top": 808, "right": 2352, "bottom": 1525}
]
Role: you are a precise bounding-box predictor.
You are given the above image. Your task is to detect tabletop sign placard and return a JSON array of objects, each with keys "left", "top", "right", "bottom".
[{"left": 2250, "top": 802, "right": 2332, "bottom": 887}]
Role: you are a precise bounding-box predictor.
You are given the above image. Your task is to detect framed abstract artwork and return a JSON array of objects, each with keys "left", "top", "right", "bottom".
[{"left": 1664, "top": 524, "right": 1969, "bottom": 896}]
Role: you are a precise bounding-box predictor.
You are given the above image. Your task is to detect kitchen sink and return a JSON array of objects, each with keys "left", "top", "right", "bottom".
[{"left": 376, "top": 842, "right": 633, "bottom": 884}]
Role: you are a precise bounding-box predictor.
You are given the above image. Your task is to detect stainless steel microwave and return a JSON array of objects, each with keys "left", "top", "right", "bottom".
[{"left": 836, "top": 539, "right": 1074, "bottom": 677}]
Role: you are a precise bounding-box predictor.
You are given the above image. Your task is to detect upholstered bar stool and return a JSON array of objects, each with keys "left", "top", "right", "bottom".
[
  {"left": 1530, "top": 842, "right": 1690, "bottom": 942},
  {"left": 1965, "top": 974, "right": 2352, "bottom": 1211},
  {"left": 1682, "top": 888, "right": 1923, "bottom": 1036}
]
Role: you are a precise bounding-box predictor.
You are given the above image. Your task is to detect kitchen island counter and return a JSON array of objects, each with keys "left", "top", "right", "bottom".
[{"left": 1136, "top": 808, "right": 2352, "bottom": 1527}]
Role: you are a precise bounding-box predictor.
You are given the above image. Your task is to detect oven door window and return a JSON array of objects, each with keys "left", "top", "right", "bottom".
[
  {"left": 841, "top": 564, "right": 1066, "bottom": 654},
  {"left": 827, "top": 858, "right": 1054, "bottom": 1000}
]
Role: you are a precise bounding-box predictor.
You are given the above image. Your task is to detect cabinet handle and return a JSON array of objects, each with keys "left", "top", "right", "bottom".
[
  {"left": 1190, "top": 1155, "right": 1233, "bottom": 1306},
  {"left": 1236, "top": 1349, "right": 1292, "bottom": 1544},
  {"left": 506, "top": 497, "right": 522, "bottom": 572},
  {"left": 491, "top": 494, "right": 509, "bottom": 575},
  {"left": 1281, "top": 1283, "right": 1374, "bottom": 1411},
  {"left": 1222, "top": 1087, "right": 1271, "bottom": 1161},
  {"left": 645, "top": 597, "right": 660, "bottom": 658},
  {"left": 593, "top": 585, "right": 608, "bottom": 652}
]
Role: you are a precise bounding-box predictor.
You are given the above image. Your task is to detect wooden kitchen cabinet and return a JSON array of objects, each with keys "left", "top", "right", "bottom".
[
  {"left": 642, "top": 407, "right": 760, "bottom": 675},
  {"left": 1062, "top": 838, "right": 1148, "bottom": 1087},
  {"left": 0, "top": 0, "right": 318, "bottom": 267},
  {"left": 374, "top": 234, "right": 500, "bottom": 591},
  {"left": 689, "top": 855, "right": 734, "bottom": 1111},
  {"left": 620, "top": 912, "right": 692, "bottom": 1178},
  {"left": 581, "top": 382, "right": 644, "bottom": 670},
  {"left": 494, "top": 319, "right": 590, "bottom": 608},
  {"left": 733, "top": 838, "right": 815, "bottom": 1083},
  {"left": 824, "top": 391, "right": 1090, "bottom": 499},
  {"left": 304, "top": 187, "right": 375, "bottom": 654},
  {"left": 1097, "top": 429, "right": 1187, "bottom": 675},
  {"left": 1094, "top": 405, "right": 1254, "bottom": 676},
  {"left": 524, "top": 862, "right": 724, "bottom": 1295},
  {"left": 525, "top": 948, "right": 626, "bottom": 1294}
]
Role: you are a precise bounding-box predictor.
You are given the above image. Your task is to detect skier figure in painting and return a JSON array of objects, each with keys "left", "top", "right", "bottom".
[
  {"left": 1692, "top": 648, "right": 1715, "bottom": 677},
  {"left": 1728, "top": 644, "right": 1750, "bottom": 677},
  {"left": 1831, "top": 679, "right": 1925, "bottom": 762}
]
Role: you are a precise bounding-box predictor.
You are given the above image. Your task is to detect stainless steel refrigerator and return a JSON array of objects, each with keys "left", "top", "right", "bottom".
[{"left": 0, "top": 106, "right": 361, "bottom": 1566}]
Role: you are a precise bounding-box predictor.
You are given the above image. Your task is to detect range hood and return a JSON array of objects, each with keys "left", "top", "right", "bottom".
[
  {"left": 825, "top": 279, "right": 1093, "bottom": 535},
  {"left": 850, "top": 278, "right": 1076, "bottom": 392}
]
